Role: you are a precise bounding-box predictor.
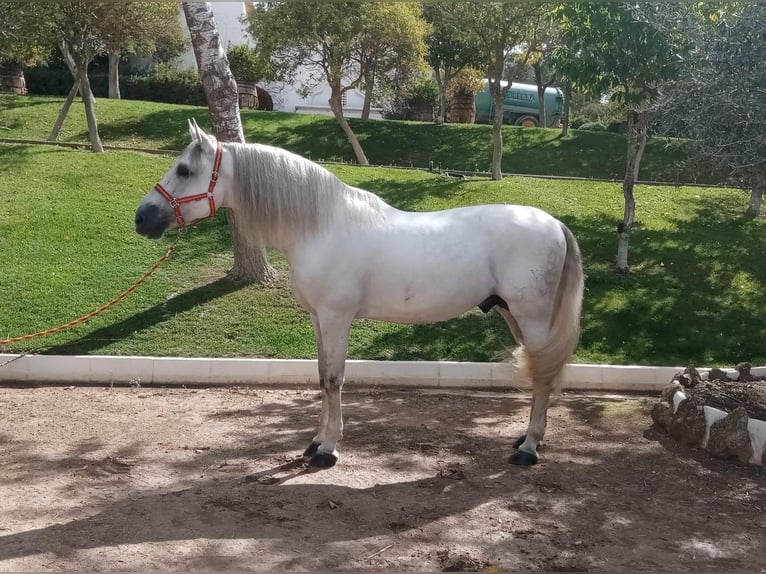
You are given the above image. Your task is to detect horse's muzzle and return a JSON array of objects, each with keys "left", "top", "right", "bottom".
[{"left": 135, "top": 203, "right": 170, "bottom": 239}]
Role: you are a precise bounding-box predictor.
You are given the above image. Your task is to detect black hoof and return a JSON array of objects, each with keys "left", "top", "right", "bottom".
[
  {"left": 309, "top": 452, "right": 338, "bottom": 468},
  {"left": 512, "top": 435, "right": 526, "bottom": 449},
  {"left": 303, "top": 441, "right": 321, "bottom": 458},
  {"left": 509, "top": 450, "right": 538, "bottom": 466}
]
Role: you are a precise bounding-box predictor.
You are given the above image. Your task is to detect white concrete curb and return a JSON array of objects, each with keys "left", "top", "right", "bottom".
[{"left": 0, "top": 354, "right": 682, "bottom": 392}]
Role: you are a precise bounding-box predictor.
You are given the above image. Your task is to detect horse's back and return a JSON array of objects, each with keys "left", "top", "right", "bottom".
[{"left": 291, "top": 202, "right": 570, "bottom": 324}]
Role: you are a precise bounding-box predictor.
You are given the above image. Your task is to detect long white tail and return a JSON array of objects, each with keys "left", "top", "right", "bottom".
[{"left": 515, "top": 222, "right": 584, "bottom": 391}]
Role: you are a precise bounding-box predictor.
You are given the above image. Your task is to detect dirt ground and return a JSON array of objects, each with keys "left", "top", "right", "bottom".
[{"left": 1, "top": 385, "right": 764, "bottom": 572}]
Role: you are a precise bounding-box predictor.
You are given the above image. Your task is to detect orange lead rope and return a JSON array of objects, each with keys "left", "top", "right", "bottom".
[
  {"left": 0, "top": 242, "right": 177, "bottom": 346},
  {"left": 1, "top": 142, "right": 223, "bottom": 348}
]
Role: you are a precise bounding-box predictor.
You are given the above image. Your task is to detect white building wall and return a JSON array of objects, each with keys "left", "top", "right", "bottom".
[{"left": 179, "top": 2, "right": 382, "bottom": 119}]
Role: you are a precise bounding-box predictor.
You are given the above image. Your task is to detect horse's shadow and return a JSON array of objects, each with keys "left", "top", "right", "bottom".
[
  {"left": 0, "top": 460, "right": 525, "bottom": 563},
  {"left": 41, "top": 276, "right": 244, "bottom": 356}
]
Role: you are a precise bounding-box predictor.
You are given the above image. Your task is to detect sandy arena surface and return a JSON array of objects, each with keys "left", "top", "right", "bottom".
[{"left": 1, "top": 385, "right": 765, "bottom": 571}]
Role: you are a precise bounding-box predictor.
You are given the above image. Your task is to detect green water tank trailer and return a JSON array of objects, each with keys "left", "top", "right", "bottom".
[{"left": 474, "top": 81, "right": 564, "bottom": 127}]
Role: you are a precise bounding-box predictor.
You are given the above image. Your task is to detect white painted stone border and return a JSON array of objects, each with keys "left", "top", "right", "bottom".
[
  {"left": 0, "top": 353, "right": 681, "bottom": 391},
  {"left": 670, "top": 389, "right": 766, "bottom": 466}
]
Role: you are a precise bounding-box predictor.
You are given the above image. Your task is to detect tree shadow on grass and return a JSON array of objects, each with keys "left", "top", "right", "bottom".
[
  {"left": 352, "top": 174, "right": 472, "bottom": 211},
  {"left": 0, "top": 144, "right": 69, "bottom": 172},
  {"left": 42, "top": 276, "right": 245, "bottom": 356},
  {"left": 351, "top": 313, "right": 513, "bottom": 363},
  {"left": 560, "top": 192, "right": 766, "bottom": 365},
  {"left": 88, "top": 107, "right": 209, "bottom": 150}
]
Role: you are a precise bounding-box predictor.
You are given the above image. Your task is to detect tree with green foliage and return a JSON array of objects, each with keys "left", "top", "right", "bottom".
[
  {"left": 660, "top": 3, "right": 766, "bottom": 217},
  {"left": 554, "top": 3, "right": 689, "bottom": 273},
  {"left": 248, "top": 2, "right": 428, "bottom": 163},
  {"left": 0, "top": 2, "right": 54, "bottom": 74},
  {"left": 462, "top": 2, "right": 543, "bottom": 179},
  {"left": 528, "top": 5, "right": 562, "bottom": 127},
  {"left": 99, "top": 3, "right": 185, "bottom": 99},
  {"left": 50, "top": 2, "right": 111, "bottom": 152},
  {"left": 423, "top": 3, "right": 483, "bottom": 124},
  {"left": 248, "top": 1, "right": 369, "bottom": 164},
  {"left": 356, "top": 3, "right": 430, "bottom": 121}
]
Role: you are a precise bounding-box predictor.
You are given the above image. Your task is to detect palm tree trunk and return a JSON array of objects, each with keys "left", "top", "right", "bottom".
[{"left": 182, "top": 1, "right": 276, "bottom": 284}]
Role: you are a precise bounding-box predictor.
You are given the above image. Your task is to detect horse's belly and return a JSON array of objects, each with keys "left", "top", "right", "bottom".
[{"left": 358, "top": 280, "right": 490, "bottom": 324}]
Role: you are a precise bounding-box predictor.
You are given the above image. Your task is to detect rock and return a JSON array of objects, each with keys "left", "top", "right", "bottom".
[
  {"left": 708, "top": 367, "right": 727, "bottom": 382},
  {"left": 651, "top": 401, "right": 673, "bottom": 429},
  {"left": 736, "top": 362, "right": 753, "bottom": 382},
  {"left": 706, "top": 408, "right": 753, "bottom": 464},
  {"left": 684, "top": 366, "right": 702, "bottom": 387},
  {"left": 668, "top": 397, "right": 706, "bottom": 445},
  {"left": 660, "top": 381, "right": 684, "bottom": 405}
]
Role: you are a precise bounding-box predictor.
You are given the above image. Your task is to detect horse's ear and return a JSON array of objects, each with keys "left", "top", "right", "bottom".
[
  {"left": 187, "top": 118, "right": 216, "bottom": 151},
  {"left": 188, "top": 118, "right": 199, "bottom": 142}
]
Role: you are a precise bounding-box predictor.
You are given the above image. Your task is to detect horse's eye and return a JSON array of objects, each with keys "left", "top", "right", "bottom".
[{"left": 176, "top": 164, "right": 191, "bottom": 178}]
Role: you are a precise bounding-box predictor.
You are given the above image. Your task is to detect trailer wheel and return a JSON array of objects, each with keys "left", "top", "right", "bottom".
[{"left": 515, "top": 115, "right": 539, "bottom": 127}]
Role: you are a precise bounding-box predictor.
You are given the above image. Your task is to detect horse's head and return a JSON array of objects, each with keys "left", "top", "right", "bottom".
[{"left": 135, "top": 119, "right": 230, "bottom": 239}]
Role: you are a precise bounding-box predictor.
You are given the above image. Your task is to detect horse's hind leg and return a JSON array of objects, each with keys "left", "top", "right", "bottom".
[{"left": 497, "top": 307, "right": 558, "bottom": 466}]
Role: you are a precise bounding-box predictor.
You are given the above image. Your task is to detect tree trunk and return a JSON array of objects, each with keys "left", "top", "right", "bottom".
[
  {"left": 183, "top": 1, "right": 276, "bottom": 284},
  {"left": 48, "top": 74, "right": 80, "bottom": 141},
  {"left": 561, "top": 81, "right": 572, "bottom": 136},
  {"left": 329, "top": 89, "right": 369, "bottom": 165},
  {"left": 534, "top": 63, "right": 546, "bottom": 127},
  {"left": 490, "top": 91, "right": 505, "bottom": 180},
  {"left": 108, "top": 51, "right": 121, "bottom": 99},
  {"left": 746, "top": 170, "right": 765, "bottom": 217},
  {"left": 434, "top": 66, "right": 447, "bottom": 124},
  {"left": 361, "top": 86, "right": 371, "bottom": 120},
  {"left": 616, "top": 110, "right": 648, "bottom": 273},
  {"left": 78, "top": 63, "right": 104, "bottom": 153},
  {"left": 361, "top": 68, "right": 374, "bottom": 120},
  {"left": 57, "top": 38, "right": 101, "bottom": 151}
]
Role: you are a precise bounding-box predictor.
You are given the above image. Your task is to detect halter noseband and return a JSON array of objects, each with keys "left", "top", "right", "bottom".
[{"left": 153, "top": 142, "right": 224, "bottom": 228}]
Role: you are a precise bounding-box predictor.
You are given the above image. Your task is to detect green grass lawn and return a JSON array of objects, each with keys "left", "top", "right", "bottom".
[
  {"left": 0, "top": 94, "right": 717, "bottom": 184},
  {"left": 1, "top": 143, "right": 762, "bottom": 366}
]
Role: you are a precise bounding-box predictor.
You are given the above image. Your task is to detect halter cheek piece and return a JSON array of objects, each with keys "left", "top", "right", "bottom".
[{"left": 153, "top": 142, "right": 224, "bottom": 228}]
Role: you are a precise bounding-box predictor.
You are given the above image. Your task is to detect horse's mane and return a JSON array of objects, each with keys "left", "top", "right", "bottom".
[{"left": 225, "top": 142, "right": 385, "bottom": 246}]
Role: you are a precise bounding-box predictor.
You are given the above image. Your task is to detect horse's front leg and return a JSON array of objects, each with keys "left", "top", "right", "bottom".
[
  {"left": 307, "top": 312, "right": 352, "bottom": 468},
  {"left": 303, "top": 315, "right": 328, "bottom": 459}
]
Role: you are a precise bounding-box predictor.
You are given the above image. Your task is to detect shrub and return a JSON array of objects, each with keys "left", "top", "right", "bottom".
[
  {"left": 25, "top": 63, "right": 206, "bottom": 106},
  {"left": 383, "top": 76, "right": 439, "bottom": 121},
  {"left": 226, "top": 45, "right": 269, "bottom": 83},
  {"left": 122, "top": 64, "right": 206, "bottom": 106},
  {"left": 578, "top": 121, "right": 607, "bottom": 132}
]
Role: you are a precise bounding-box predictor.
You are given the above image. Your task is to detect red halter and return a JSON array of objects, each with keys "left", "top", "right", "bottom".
[{"left": 154, "top": 142, "right": 224, "bottom": 228}]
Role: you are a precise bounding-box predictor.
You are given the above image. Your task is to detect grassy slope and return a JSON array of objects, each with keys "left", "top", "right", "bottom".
[
  {"left": 1, "top": 143, "right": 762, "bottom": 366},
  {"left": 0, "top": 94, "right": 710, "bottom": 183}
]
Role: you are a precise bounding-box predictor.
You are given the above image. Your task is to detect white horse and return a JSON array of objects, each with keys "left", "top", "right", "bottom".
[{"left": 135, "top": 120, "right": 584, "bottom": 468}]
